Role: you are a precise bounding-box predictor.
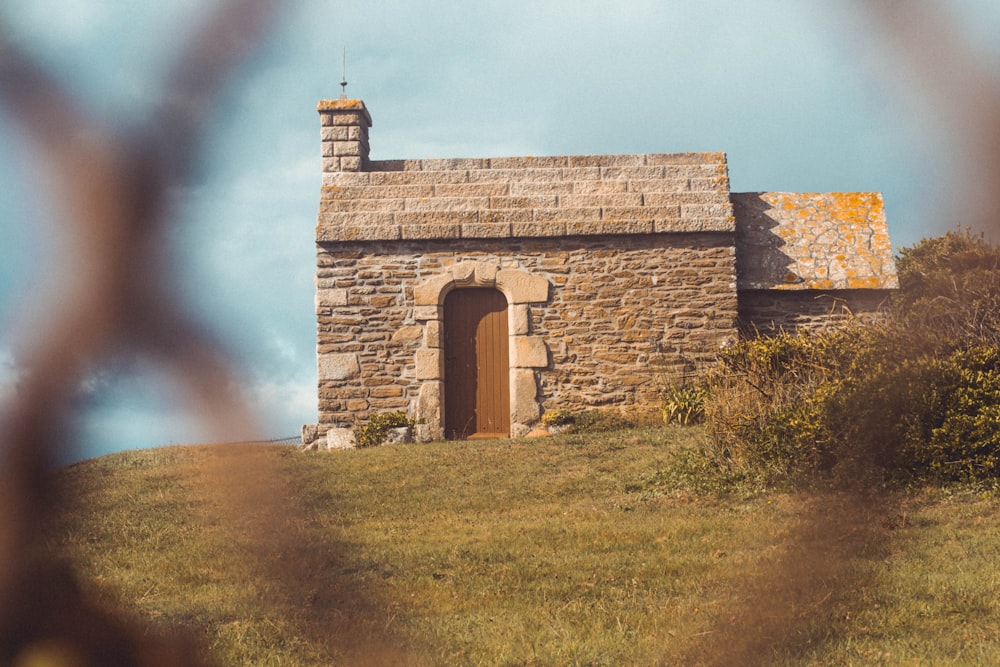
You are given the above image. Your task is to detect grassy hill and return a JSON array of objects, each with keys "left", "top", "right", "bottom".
[{"left": 52, "top": 427, "right": 1000, "bottom": 666}]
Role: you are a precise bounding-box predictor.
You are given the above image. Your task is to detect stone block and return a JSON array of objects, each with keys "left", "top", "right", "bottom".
[
  {"left": 404, "top": 196, "right": 489, "bottom": 212},
  {"left": 414, "top": 274, "right": 452, "bottom": 305},
  {"left": 316, "top": 223, "right": 401, "bottom": 242},
  {"left": 509, "top": 304, "right": 530, "bottom": 335},
  {"left": 413, "top": 305, "right": 441, "bottom": 321},
  {"left": 512, "top": 221, "right": 567, "bottom": 237},
  {"left": 326, "top": 428, "right": 356, "bottom": 450},
  {"left": 415, "top": 348, "right": 442, "bottom": 380},
  {"left": 415, "top": 381, "right": 443, "bottom": 431},
  {"left": 340, "top": 156, "right": 362, "bottom": 171},
  {"left": 449, "top": 261, "right": 477, "bottom": 283},
  {"left": 558, "top": 193, "right": 643, "bottom": 208},
  {"left": 321, "top": 126, "right": 349, "bottom": 141},
  {"left": 300, "top": 423, "right": 320, "bottom": 449},
  {"left": 533, "top": 207, "right": 601, "bottom": 222},
  {"left": 496, "top": 269, "right": 549, "bottom": 304},
  {"left": 318, "top": 353, "right": 360, "bottom": 381},
  {"left": 391, "top": 325, "right": 423, "bottom": 343},
  {"left": 513, "top": 336, "right": 548, "bottom": 368},
  {"left": 316, "top": 288, "right": 348, "bottom": 308},
  {"left": 511, "top": 369, "right": 540, "bottom": 424},
  {"left": 461, "top": 222, "right": 512, "bottom": 238},
  {"left": 566, "top": 220, "right": 653, "bottom": 235},
  {"left": 400, "top": 223, "right": 462, "bottom": 240},
  {"left": 489, "top": 194, "right": 558, "bottom": 209},
  {"left": 385, "top": 427, "right": 412, "bottom": 444},
  {"left": 434, "top": 182, "right": 509, "bottom": 197},
  {"left": 509, "top": 181, "right": 574, "bottom": 196},
  {"left": 424, "top": 320, "right": 441, "bottom": 348},
  {"left": 475, "top": 262, "right": 500, "bottom": 284}
]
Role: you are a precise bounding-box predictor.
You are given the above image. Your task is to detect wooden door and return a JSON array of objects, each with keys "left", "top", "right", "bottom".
[{"left": 443, "top": 288, "right": 510, "bottom": 439}]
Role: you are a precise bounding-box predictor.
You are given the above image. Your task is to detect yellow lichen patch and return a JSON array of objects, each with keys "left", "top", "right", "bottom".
[{"left": 317, "top": 98, "right": 366, "bottom": 110}]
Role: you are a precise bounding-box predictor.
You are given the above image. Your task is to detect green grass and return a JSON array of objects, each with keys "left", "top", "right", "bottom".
[{"left": 51, "top": 427, "right": 1000, "bottom": 665}]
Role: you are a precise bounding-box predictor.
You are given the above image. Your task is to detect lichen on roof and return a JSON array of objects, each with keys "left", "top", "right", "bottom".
[{"left": 733, "top": 192, "right": 898, "bottom": 291}]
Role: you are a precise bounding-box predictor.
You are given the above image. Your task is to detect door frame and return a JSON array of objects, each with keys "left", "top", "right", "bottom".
[{"left": 411, "top": 261, "right": 550, "bottom": 441}]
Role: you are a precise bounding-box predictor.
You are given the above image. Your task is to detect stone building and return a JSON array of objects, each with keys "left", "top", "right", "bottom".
[{"left": 302, "top": 99, "right": 897, "bottom": 447}]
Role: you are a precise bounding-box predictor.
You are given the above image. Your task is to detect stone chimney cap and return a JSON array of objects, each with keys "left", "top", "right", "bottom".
[{"left": 317, "top": 99, "right": 372, "bottom": 125}]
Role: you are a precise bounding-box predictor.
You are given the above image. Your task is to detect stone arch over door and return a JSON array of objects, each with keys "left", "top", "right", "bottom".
[{"left": 411, "top": 261, "right": 550, "bottom": 441}]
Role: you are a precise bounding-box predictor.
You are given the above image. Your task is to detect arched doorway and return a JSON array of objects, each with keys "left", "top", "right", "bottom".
[{"left": 443, "top": 288, "right": 511, "bottom": 439}]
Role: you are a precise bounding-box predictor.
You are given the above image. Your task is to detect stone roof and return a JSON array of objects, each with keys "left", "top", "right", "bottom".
[
  {"left": 316, "top": 153, "right": 735, "bottom": 242},
  {"left": 732, "top": 192, "right": 898, "bottom": 290}
]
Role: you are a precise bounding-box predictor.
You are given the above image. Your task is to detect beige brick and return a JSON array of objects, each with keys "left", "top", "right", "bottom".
[
  {"left": 533, "top": 207, "right": 601, "bottom": 222},
  {"left": 647, "top": 152, "right": 726, "bottom": 165},
  {"left": 512, "top": 221, "right": 567, "bottom": 237},
  {"left": 511, "top": 369, "right": 540, "bottom": 423},
  {"left": 509, "top": 304, "right": 530, "bottom": 335},
  {"left": 681, "top": 203, "right": 734, "bottom": 219},
  {"left": 369, "top": 170, "right": 468, "bottom": 185},
  {"left": 415, "top": 348, "right": 442, "bottom": 380},
  {"left": 316, "top": 221, "right": 400, "bottom": 242},
  {"left": 419, "top": 157, "right": 485, "bottom": 170},
  {"left": 487, "top": 156, "right": 569, "bottom": 169},
  {"left": 396, "top": 211, "right": 477, "bottom": 226},
  {"left": 461, "top": 222, "right": 512, "bottom": 238},
  {"left": 319, "top": 198, "right": 405, "bottom": 213},
  {"left": 644, "top": 192, "right": 728, "bottom": 207},
  {"left": 413, "top": 305, "right": 442, "bottom": 321},
  {"left": 568, "top": 154, "right": 646, "bottom": 167},
  {"left": 601, "top": 206, "right": 681, "bottom": 221},
  {"left": 480, "top": 209, "right": 533, "bottom": 224},
  {"left": 424, "top": 320, "right": 441, "bottom": 348},
  {"left": 433, "top": 182, "right": 508, "bottom": 197},
  {"left": 318, "top": 353, "right": 360, "bottom": 381},
  {"left": 572, "top": 179, "right": 628, "bottom": 194},
  {"left": 509, "top": 181, "right": 574, "bottom": 196},
  {"left": 321, "top": 126, "right": 349, "bottom": 141},
  {"left": 566, "top": 220, "right": 654, "bottom": 235},
  {"left": 401, "top": 223, "right": 461, "bottom": 240},
  {"left": 512, "top": 336, "right": 548, "bottom": 368},
  {"left": 559, "top": 193, "right": 643, "bottom": 208},
  {"left": 404, "top": 196, "right": 489, "bottom": 212},
  {"left": 489, "top": 195, "right": 559, "bottom": 209}
]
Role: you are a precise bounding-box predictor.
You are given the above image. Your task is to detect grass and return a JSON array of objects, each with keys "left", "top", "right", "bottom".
[{"left": 50, "top": 426, "right": 1000, "bottom": 666}]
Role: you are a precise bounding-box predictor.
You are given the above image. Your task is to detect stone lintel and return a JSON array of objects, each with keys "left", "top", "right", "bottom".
[{"left": 497, "top": 269, "right": 549, "bottom": 304}]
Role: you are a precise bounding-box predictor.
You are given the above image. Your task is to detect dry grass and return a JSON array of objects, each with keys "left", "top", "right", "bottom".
[{"left": 51, "top": 428, "right": 1000, "bottom": 666}]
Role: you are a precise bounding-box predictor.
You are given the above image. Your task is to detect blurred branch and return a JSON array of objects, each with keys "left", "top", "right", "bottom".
[
  {"left": 851, "top": 0, "right": 1000, "bottom": 231},
  {"left": 0, "top": 2, "right": 286, "bottom": 663}
]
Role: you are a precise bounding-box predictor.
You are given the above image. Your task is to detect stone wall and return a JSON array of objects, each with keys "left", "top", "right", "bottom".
[
  {"left": 316, "top": 234, "right": 737, "bottom": 436},
  {"left": 738, "top": 289, "right": 895, "bottom": 335}
]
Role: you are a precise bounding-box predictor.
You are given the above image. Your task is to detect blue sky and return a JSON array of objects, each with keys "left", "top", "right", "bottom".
[{"left": 1, "top": 1, "right": 999, "bottom": 460}]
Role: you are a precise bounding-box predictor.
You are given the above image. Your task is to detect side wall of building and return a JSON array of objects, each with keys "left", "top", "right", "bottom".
[
  {"left": 738, "top": 289, "right": 895, "bottom": 334},
  {"left": 315, "top": 233, "right": 736, "bottom": 435}
]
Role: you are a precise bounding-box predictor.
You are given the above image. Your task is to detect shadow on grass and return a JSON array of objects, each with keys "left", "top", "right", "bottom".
[
  {"left": 675, "top": 488, "right": 897, "bottom": 666},
  {"left": 188, "top": 445, "right": 424, "bottom": 665}
]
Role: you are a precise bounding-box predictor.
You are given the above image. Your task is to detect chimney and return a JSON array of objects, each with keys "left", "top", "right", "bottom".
[{"left": 317, "top": 99, "right": 372, "bottom": 173}]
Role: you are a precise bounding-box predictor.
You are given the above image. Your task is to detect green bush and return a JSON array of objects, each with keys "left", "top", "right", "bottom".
[
  {"left": 698, "top": 230, "right": 1000, "bottom": 488},
  {"left": 354, "top": 411, "right": 415, "bottom": 448},
  {"left": 660, "top": 383, "right": 707, "bottom": 426}
]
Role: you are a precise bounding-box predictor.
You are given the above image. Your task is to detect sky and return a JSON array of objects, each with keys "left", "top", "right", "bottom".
[{"left": 1, "top": 1, "right": 999, "bottom": 460}]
